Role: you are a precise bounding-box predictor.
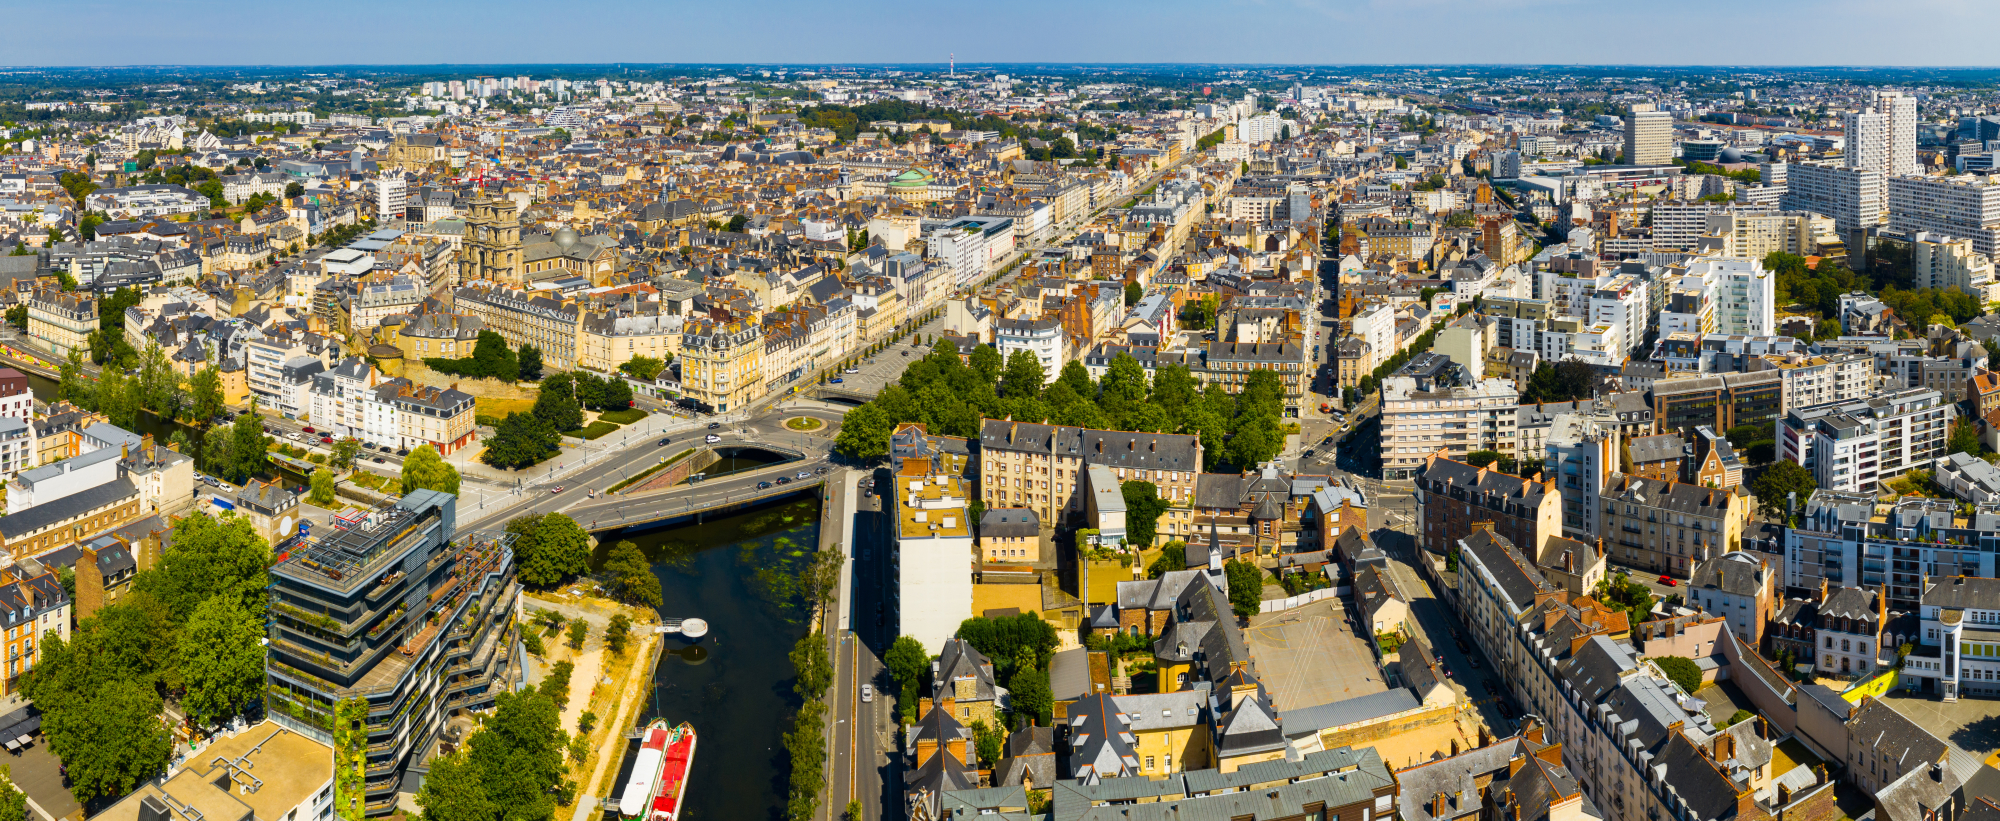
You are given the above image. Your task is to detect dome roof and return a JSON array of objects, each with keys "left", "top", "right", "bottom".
[
  {"left": 553, "top": 226, "right": 580, "bottom": 248},
  {"left": 1719, "top": 147, "right": 1747, "bottom": 163},
  {"left": 368, "top": 344, "right": 404, "bottom": 359}
]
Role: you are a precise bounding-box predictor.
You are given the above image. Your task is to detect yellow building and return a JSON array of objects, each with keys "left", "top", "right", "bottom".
[
  {"left": 578, "top": 310, "right": 680, "bottom": 374},
  {"left": 27, "top": 288, "right": 96, "bottom": 357},
  {"left": 679, "top": 316, "right": 764, "bottom": 413}
]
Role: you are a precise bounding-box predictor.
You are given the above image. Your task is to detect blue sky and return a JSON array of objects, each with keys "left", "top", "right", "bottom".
[{"left": 14, "top": 0, "right": 2000, "bottom": 67}]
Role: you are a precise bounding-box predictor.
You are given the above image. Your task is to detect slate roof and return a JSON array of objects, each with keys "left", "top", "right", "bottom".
[
  {"left": 1063, "top": 693, "right": 1138, "bottom": 782},
  {"left": 1821, "top": 586, "right": 1880, "bottom": 622},
  {"left": 1689, "top": 551, "right": 1768, "bottom": 598},
  {"left": 1921, "top": 576, "right": 2000, "bottom": 611},
  {"left": 0, "top": 478, "right": 139, "bottom": 540},
  {"left": 978, "top": 508, "right": 1038, "bottom": 539},
  {"left": 1848, "top": 698, "right": 1947, "bottom": 774},
  {"left": 1278, "top": 689, "right": 1420, "bottom": 739},
  {"left": 1459, "top": 528, "right": 1554, "bottom": 612},
  {"left": 978, "top": 419, "right": 1202, "bottom": 472},
  {"left": 1627, "top": 433, "right": 1684, "bottom": 464}
]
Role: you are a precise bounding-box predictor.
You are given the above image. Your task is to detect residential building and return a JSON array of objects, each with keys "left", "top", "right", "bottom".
[
  {"left": 976, "top": 419, "right": 1202, "bottom": 527},
  {"left": 977, "top": 508, "right": 1041, "bottom": 564},
  {"left": 0, "top": 566, "right": 67, "bottom": 695},
  {"left": 26, "top": 289, "right": 96, "bottom": 357},
  {"left": 1910, "top": 231, "right": 2000, "bottom": 302},
  {"left": 895, "top": 459, "right": 974, "bottom": 654},
  {"left": 1413, "top": 454, "right": 1561, "bottom": 558},
  {"left": 1776, "top": 387, "right": 1951, "bottom": 494},
  {"left": 1935, "top": 451, "right": 2000, "bottom": 505},
  {"left": 1600, "top": 474, "right": 1750, "bottom": 579},
  {"left": 1380, "top": 376, "right": 1520, "bottom": 480},
  {"left": 1846, "top": 90, "right": 1919, "bottom": 180},
  {"left": 1544, "top": 412, "right": 1617, "bottom": 542},
  {"left": 1687, "top": 551, "right": 1775, "bottom": 646},
  {"left": 1905, "top": 575, "right": 2000, "bottom": 700},
  {"left": 679, "top": 316, "right": 763, "bottom": 413},
  {"left": 993, "top": 317, "right": 1066, "bottom": 385},
  {"left": 1783, "top": 161, "right": 1884, "bottom": 233},
  {"left": 391, "top": 383, "right": 476, "bottom": 456},
  {"left": 452, "top": 284, "right": 580, "bottom": 371},
  {"left": 1816, "top": 585, "right": 1888, "bottom": 680},
  {"left": 1651, "top": 370, "right": 1784, "bottom": 437},
  {"left": 1786, "top": 490, "right": 2000, "bottom": 612},
  {"left": 265, "top": 492, "right": 519, "bottom": 816}
]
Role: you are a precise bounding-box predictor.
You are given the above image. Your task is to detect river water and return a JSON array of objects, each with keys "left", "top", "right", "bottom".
[{"left": 597, "top": 495, "right": 822, "bottom": 821}]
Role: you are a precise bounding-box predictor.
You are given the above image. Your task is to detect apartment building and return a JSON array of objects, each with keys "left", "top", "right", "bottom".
[
  {"left": 1700, "top": 210, "right": 1835, "bottom": 258},
  {"left": 1887, "top": 173, "right": 2000, "bottom": 256},
  {"left": 1776, "top": 387, "right": 1951, "bottom": 494},
  {"left": 1413, "top": 454, "right": 1561, "bottom": 558},
  {"left": 1623, "top": 107, "right": 1674, "bottom": 166},
  {"left": 0, "top": 566, "right": 67, "bottom": 695},
  {"left": 453, "top": 284, "right": 580, "bottom": 371},
  {"left": 1907, "top": 576, "right": 2000, "bottom": 700},
  {"left": 1380, "top": 376, "right": 1520, "bottom": 480},
  {"left": 578, "top": 310, "right": 679, "bottom": 374},
  {"left": 391, "top": 383, "right": 477, "bottom": 456},
  {"left": 1910, "top": 232, "right": 2000, "bottom": 302},
  {"left": 1783, "top": 161, "right": 1883, "bottom": 233},
  {"left": 1600, "top": 474, "right": 1751, "bottom": 580},
  {"left": 265, "top": 492, "right": 519, "bottom": 816},
  {"left": 1197, "top": 340, "right": 1309, "bottom": 417},
  {"left": 1786, "top": 491, "right": 1995, "bottom": 612},
  {"left": 894, "top": 436, "right": 974, "bottom": 654},
  {"left": 26, "top": 289, "right": 96, "bottom": 357},
  {"left": 679, "top": 316, "right": 764, "bottom": 413},
  {"left": 976, "top": 419, "right": 1203, "bottom": 527},
  {"left": 993, "top": 317, "right": 1066, "bottom": 385}
]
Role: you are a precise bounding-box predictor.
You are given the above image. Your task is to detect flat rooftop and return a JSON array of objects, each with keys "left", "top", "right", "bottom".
[{"left": 95, "top": 721, "right": 330, "bottom": 821}]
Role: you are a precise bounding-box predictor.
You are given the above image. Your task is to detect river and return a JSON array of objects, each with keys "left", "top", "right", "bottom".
[{"left": 598, "top": 495, "right": 822, "bottom": 821}]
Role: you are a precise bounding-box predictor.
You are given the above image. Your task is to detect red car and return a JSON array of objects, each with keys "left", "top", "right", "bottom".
[
  {"left": 1658, "top": 575, "right": 1677, "bottom": 587},
  {"left": 320, "top": 436, "right": 333, "bottom": 444},
  {"left": 302, "top": 426, "right": 316, "bottom": 434}
]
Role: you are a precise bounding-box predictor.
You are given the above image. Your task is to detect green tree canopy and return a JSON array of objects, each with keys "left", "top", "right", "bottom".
[
  {"left": 176, "top": 594, "right": 267, "bottom": 726},
  {"left": 1749, "top": 460, "right": 1817, "bottom": 519},
  {"left": 1120, "top": 481, "right": 1169, "bottom": 548},
  {"left": 510, "top": 513, "right": 592, "bottom": 588},
  {"left": 1654, "top": 656, "right": 1703, "bottom": 695},
  {"left": 954, "top": 613, "right": 1058, "bottom": 680},
  {"left": 403, "top": 444, "right": 461, "bottom": 496},
  {"left": 1224, "top": 559, "right": 1263, "bottom": 618}
]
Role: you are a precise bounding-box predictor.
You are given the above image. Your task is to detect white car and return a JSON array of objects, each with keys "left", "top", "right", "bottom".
[
  {"left": 860, "top": 684, "right": 873, "bottom": 703},
  {"left": 705, "top": 434, "right": 721, "bottom": 444}
]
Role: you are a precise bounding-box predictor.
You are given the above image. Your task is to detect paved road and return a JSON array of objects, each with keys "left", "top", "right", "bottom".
[{"left": 458, "top": 405, "right": 847, "bottom": 533}]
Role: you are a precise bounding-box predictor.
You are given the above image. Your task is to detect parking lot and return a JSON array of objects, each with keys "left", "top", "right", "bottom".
[
  {"left": 826, "top": 339, "right": 933, "bottom": 398},
  {"left": 1245, "top": 599, "right": 1388, "bottom": 710},
  {"left": 10, "top": 738, "right": 81, "bottom": 820}
]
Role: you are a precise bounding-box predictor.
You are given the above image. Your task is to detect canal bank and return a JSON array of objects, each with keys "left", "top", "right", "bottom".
[{"left": 599, "top": 494, "right": 824, "bottom": 821}]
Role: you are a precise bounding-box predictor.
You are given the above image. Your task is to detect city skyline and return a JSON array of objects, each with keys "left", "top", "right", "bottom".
[{"left": 19, "top": 0, "right": 2000, "bottom": 68}]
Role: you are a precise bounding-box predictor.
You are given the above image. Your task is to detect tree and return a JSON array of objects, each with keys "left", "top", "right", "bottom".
[
  {"left": 605, "top": 614, "right": 631, "bottom": 655},
  {"left": 176, "top": 594, "right": 266, "bottom": 726},
  {"left": 462, "top": 688, "right": 568, "bottom": 821},
  {"left": 517, "top": 344, "right": 544, "bottom": 381},
  {"left": 511, "top": 513, "right": 592, "bottom": 588},
  {"left": 1223, "top": 559, "right": 1263, "bottom": 619},
  {"left": 402, "top": 444, "right": 461, "bottom": 495},
  {"left": 202, "top": 425, "right": 236, "bottom": 479},
  {"left": 308, "top": 467, "right": 336, "bottom": 505},
  {"left": 1724, "top": 709, "right": 1754, "bottom": 728},
  {"left": 1007, "top": 667, "right": 1052, "bottom": 726},
  {"left": 831, "top": 401, "right": 893, "bottom": 462},
  {"left": 1225, "top": 413, "right": 1285, "bottom": 469},
  {"left": 1749, "top": 460, "right": 1818, "bottom": 519},
  {"left": 884, "top": 636, "right": 929, "bottom": 694},
  {"left": 1950, "top": 418, "right": 1982, "bottom": 456},
  {"left": 135, "top": 510, "right": 271, "bottom": 623},
  {"left": 970, "top": 720, "right": 1004, "bottom": 766},
  {"left": 1465, "top": 450, "right": 1504, "bottom": 469},
  {"left": 1124, "top": 281, "right": 1143, "bottom": 307},
  {"left": 481, "top": 412, "right": 560, "bottom": 469},
  {"left": 954, "top": 613, "right": 1058, "bottom": 679},
  {"left": 543, "top": 660, "right": 575, "bottom": 708},
  {"left": 603, "top": 540, "right": 661, "bottom": 608},
  {"left": 1056, "top": 360, "right": 1095, "bottom": 398},
  {"left": 187, "top": 365, "right": 224, "bottom": 424},
  {"left": 231, "top": 410, "right": 269, "bottom": 482},
  {"left": 284, "top": 181, "right": 304, "bottom": 198},
  {"left": 0, "top": 767, "right": 24, "bottom": 821},
  {"left": 567, "top": 620, "right": 587, "bottom": 650},
  {"left": 95, "top": 367, "right": 137, "bottom": 428},
  {"left": 1148, "top": 541, "right": 1188, "bottom": 578},
  {"left": 41, "top": 675, "right": 171, "bottom": 803},
  {"left": 416, "top": 750, "right": 495, "bottom": 821},
  {"left": 1120, "top": 481, "right": 1169, "bottom": 548},
  {"left": 1655, "top": 656, "right": 1704, "bottom": 695},
  {"left": 330, "top": 437, "right": 362, "bottom": 469},
  {"left": 1000, "top": 349, "right": 1045, "bottom": 400},
  {"left": 533, "top": 372, "right": 583, "bottom": 432},
  {"left": 135, "top": 342, "right": 179, "bottom": 419},
  {"left": 620, "top": 356, "right": 666, "bottom": 382},
  {"left": 968, "top": 344, "right": 1003, "bottom": 385}
]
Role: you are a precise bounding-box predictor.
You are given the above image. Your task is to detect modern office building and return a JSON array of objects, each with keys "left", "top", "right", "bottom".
[
  {"left": 1380, "top": 376, "right": 1520, "bottom": 480},
  {"left": 1624, "top": 107, "right": 1674, "bottom": 166},
  {"left": 264, "top": 491, "right": 519, "bottom": 816}
]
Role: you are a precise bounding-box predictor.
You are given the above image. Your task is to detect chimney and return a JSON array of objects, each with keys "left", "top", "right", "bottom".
[
  {"left": 76, "top": 544, "right": 105, "bottom": 620},
  {"left": 1508, "top": 754, "right": 1526, "bottom": 777},
  {"left": 1433, "top": 793, "right": 1448, "bottom": 817},
  {"left": 1714, "top": 733, "right": 1735, "bottom": 762}
]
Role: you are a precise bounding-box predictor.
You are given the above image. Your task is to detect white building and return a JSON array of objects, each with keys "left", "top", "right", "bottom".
[
  {"left": 377, "top": 173, "right": 408, "bottom": 222},
  {"left": 1380, "top": 377, "right": 1520, "bottom": 480},
  {"left": 1782, "top": 161, "right": 1883, "bottom": 233},
  {"left": 993, "top": 317, "right": 1066, "bottom": 385},
  {"left": 1911, "top": 232, "right": 2000, "bottom": 302},
  {"left": 895, "top": 471, "right": 974, "bottom": 654},
  {"left": 931, "top": 216, "right": 1015, "bottom": 289},
  {"left": 1777, "top": 387, "right": 1952, "bottom": 494},
  {"left": 1623, "top": 107, "right": 1674, "bottom": 166},
  {"left": 1846, "top": 90, "right": 1918, "bottom": 179},
  {"left": 1887, "top": 174, "right": 2000, "bottom": 256}
]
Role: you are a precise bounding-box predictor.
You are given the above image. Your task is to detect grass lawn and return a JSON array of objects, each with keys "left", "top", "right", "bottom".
[
  {"left": 476, "top": 396, "right": 537, "bottom": 418},
  {"left": 598, "top": 408, "right": 647, "bottom": 425},
  {"left": 784, "top": 416, "right": 824, "bottom": 431},
  {"left": 565, "top": 421, "right": 620, "bottom": 440}
]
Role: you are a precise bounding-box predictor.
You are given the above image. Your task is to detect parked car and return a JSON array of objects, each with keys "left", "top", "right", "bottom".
[
  {"left": 845, "top": 368, "right": 859, "bottom": 374},
  {"left": 1470, "top": 657, "right": 1482, "bottom": 669},
  {"left": 1455, "top": 638, "right": 1471, "bottom": 653},
  {"left": 380, "top": 445, "right": 394, "bottom": 452},
  {"left": 860, "top": 684, "right": 873, "bottom": 703},
  {"left": 301, "top": 426, "right": 316, "bottom": 434},
  {"left": 1484, "top": 679, "right": 1499, "bottom": 695},
  {"left": 373, "top": 457, "right": 386, "bottom": 464},
  {"left": 1658, "top": 575, "right": 1677, "bottom": 587},
  {"left": 830, "top": 378, "right": 844, "bottom": 384}
]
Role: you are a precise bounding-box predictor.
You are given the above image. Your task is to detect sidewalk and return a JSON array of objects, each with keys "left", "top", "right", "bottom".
[{"left": 449, "top": 409, "right": 752, "bottom": 522}]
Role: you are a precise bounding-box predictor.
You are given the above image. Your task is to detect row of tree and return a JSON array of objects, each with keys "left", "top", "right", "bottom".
[
  {"left": 834, "top": 339, "right": 1290, "bottom": 472},
  {"left": 23, "top": 512, "right": 272, "bottom": 803}
]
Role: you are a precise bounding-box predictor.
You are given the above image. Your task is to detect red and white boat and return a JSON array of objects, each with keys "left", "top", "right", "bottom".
[{"left": 617, "top": 720, "right": 698, "bottom": 821}]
